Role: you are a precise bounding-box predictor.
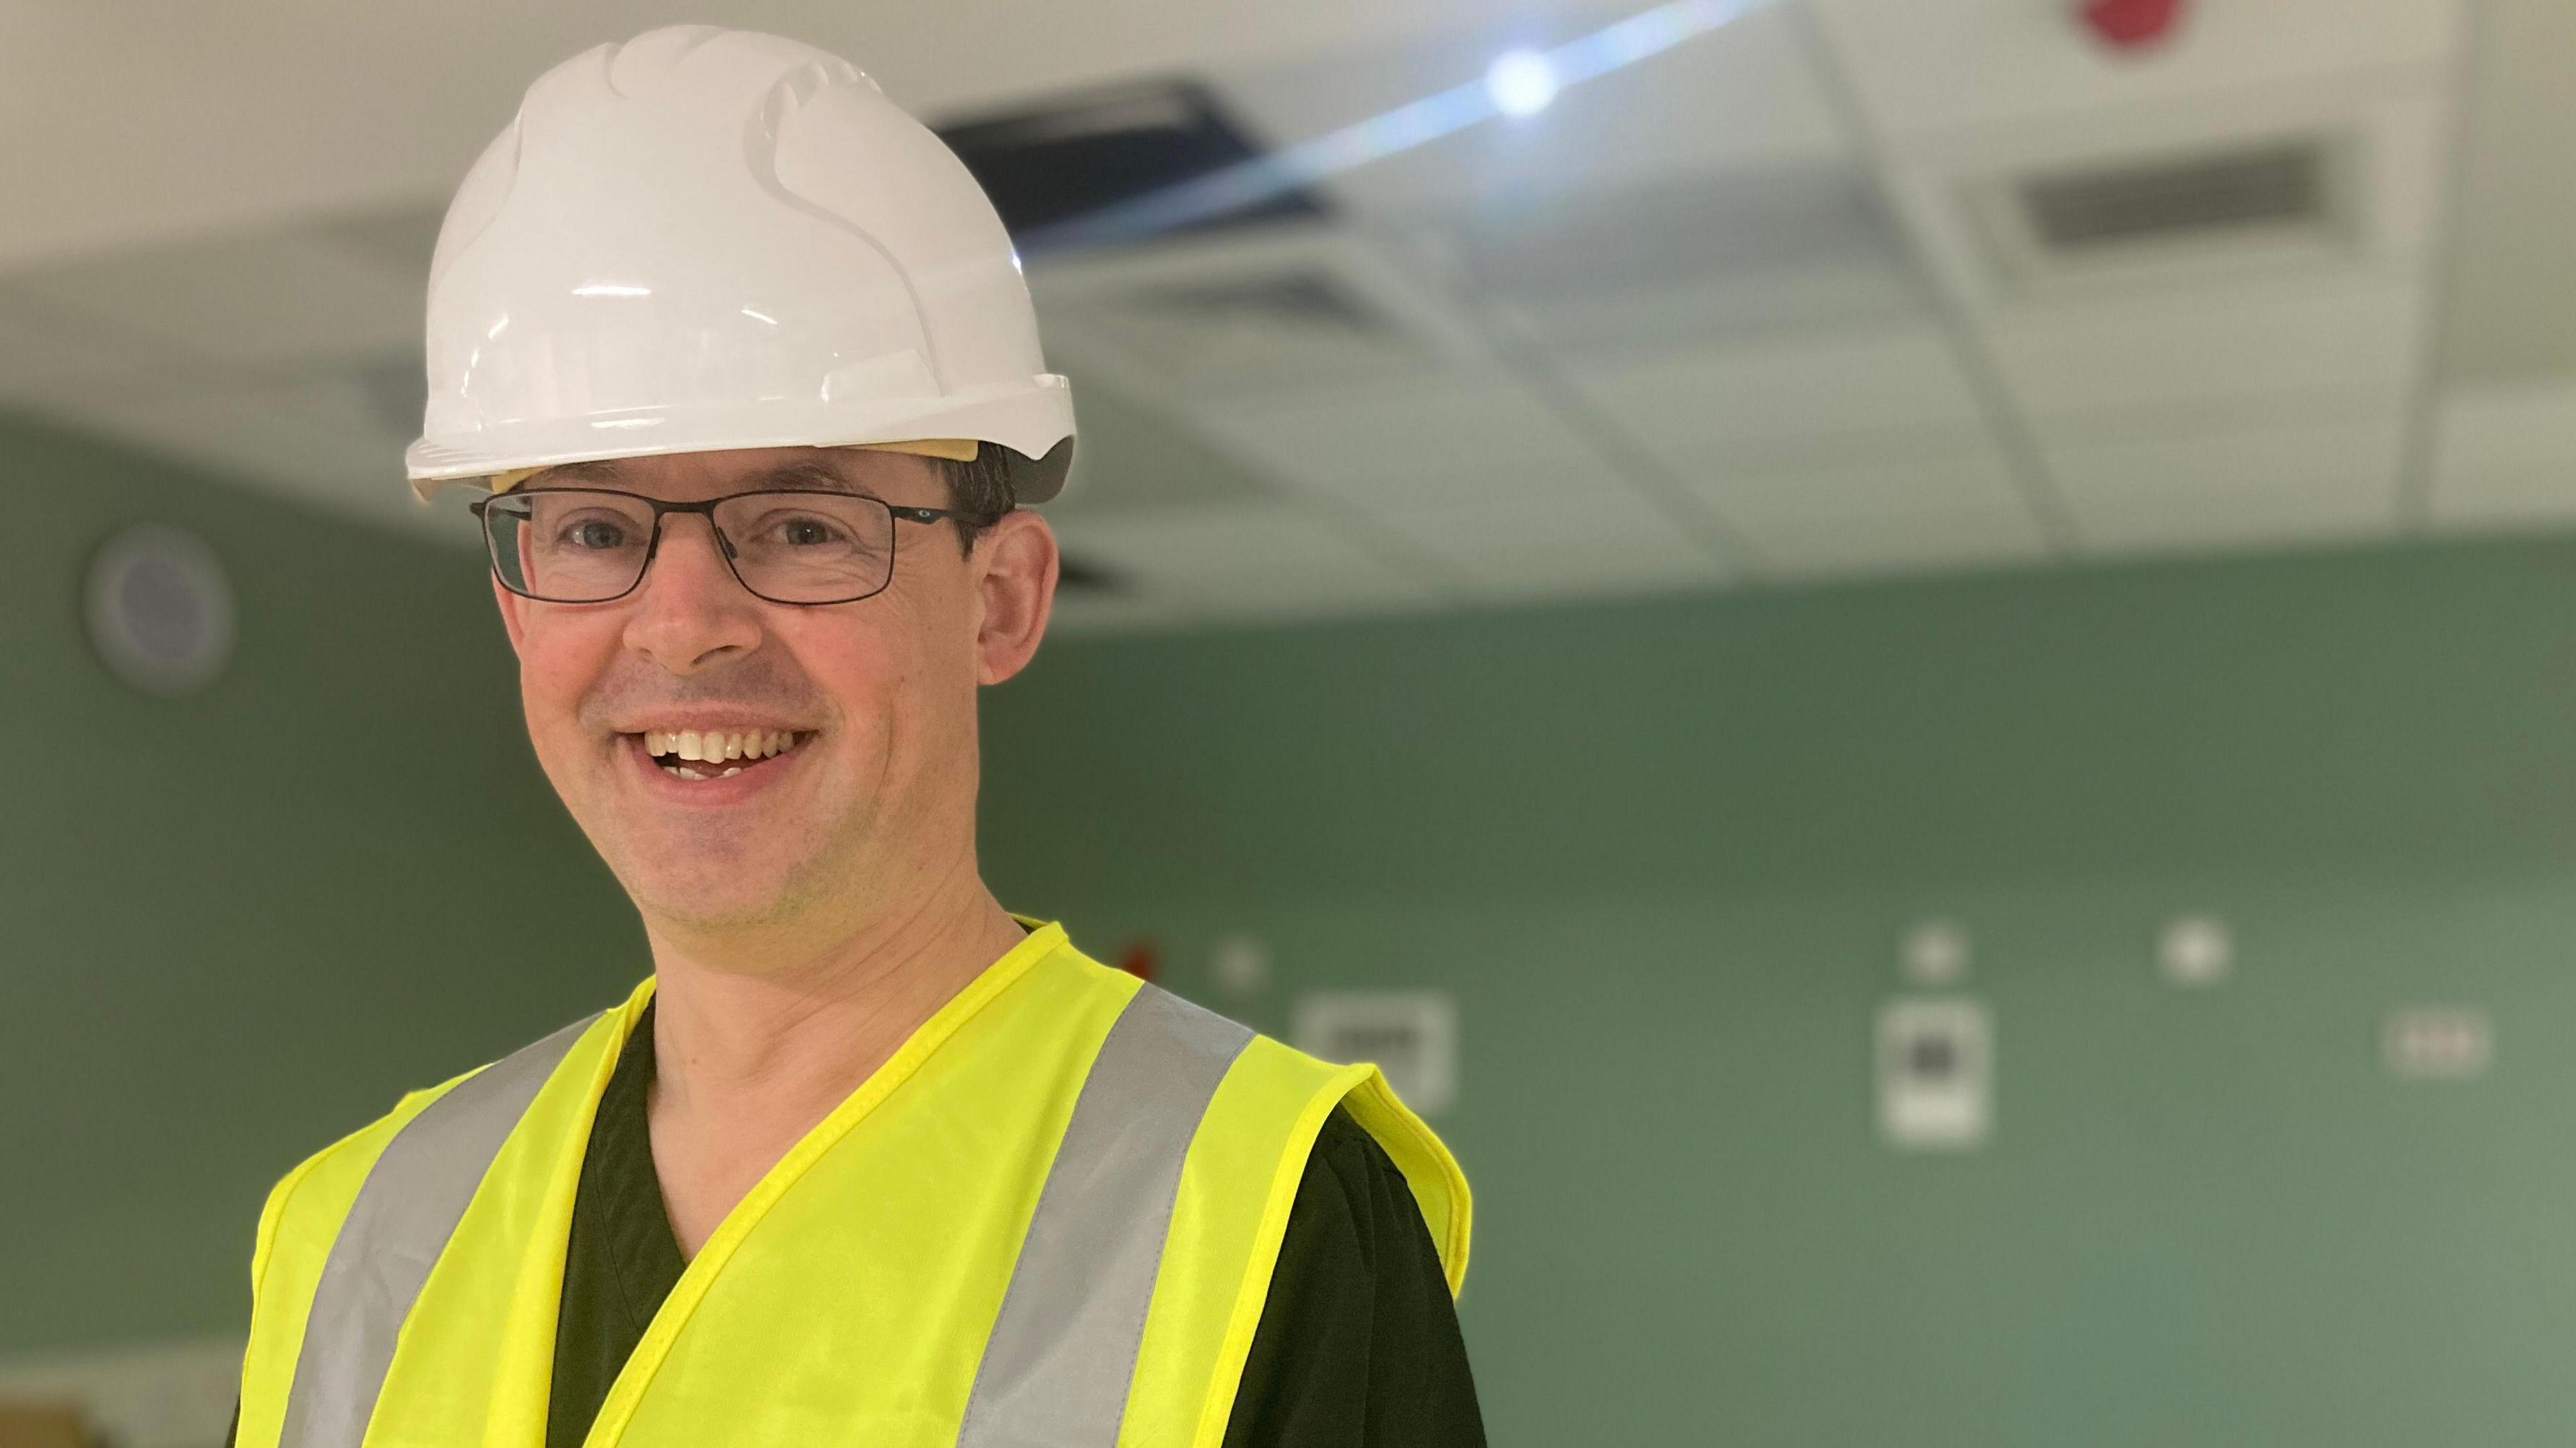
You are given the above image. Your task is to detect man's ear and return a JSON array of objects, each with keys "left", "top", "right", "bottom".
[
  {"left": 972, "top": 510, "right": 1057, "bottom": 686},
  {"left": 493, "top": 573, "right": 531, "bottom": 657}
]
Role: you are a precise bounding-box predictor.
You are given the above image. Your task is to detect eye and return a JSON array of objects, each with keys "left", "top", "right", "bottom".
[
  {"left": 563, "top": 518, "right": 629, "bottom": 550},
  {"left": 775, "top": 514, "right": 848, "bottom": 547}
]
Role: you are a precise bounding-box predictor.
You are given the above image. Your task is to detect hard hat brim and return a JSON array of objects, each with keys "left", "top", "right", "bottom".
[{"left": 407, "top": 380, "right": 1075, "bottom": 504}]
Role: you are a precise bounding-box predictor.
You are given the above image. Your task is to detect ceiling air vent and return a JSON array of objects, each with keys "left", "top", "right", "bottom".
[
  {"left": 936, "top": 80, "right": 1325, "bottom": 257},
  {"left": 1966, "top": 133, "right": 2358, "bottom": 294},
  {"left": 2023, "top": 140, "right": 2328, "bottom": 249}
]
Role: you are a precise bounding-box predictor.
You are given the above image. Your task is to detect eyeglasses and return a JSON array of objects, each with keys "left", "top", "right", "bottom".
[{"left": 470, "top": 487, "right": 979, "bottom": 605}]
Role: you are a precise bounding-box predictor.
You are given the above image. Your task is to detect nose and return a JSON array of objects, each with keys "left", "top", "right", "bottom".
[{"left": 621, "top": 514, "right": 763, "bottom": 674}]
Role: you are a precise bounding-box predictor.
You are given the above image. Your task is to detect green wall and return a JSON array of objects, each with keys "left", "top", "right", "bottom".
[
  {"left": 0, "top": 417, "right": 643, "bottom": 1353},
  {"left": 982, "top": 540, "right": 2576, "bottom": 1445},
  {"left": 11, "top": 410, "right": 2576, "bottom": 1443}
]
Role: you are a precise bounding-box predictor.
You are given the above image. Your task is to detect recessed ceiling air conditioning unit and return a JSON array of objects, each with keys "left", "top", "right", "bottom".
[{"left": 1964, "top": 133, "right": 2362, "bottom": 296}]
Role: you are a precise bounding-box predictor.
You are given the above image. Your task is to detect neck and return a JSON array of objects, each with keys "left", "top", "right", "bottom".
[{"left": 635, "top": 845, "right": 1030, "bottom": 1255}]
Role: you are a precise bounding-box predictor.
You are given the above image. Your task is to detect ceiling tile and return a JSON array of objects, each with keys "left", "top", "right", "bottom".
[
  {"left": 1876, "top": 79, "right": 2449, "bottom": 318},
  {"left": 1362, "top": 488, "right": 1725, "bottom": 602},
  {"left": 1697, "top": 436, "right": 2027, "bottom": 528},
  {"left": 1562, "top": 323, "right": 1988, "bottom": 471},
  {"left": 1029, "top": 225, "right": 1491, "bottom": 402},
  {"left": 1220, "top": 3, "right": 1847, "bottom": 220},
  {"left": 1047, "top": 375, "right": 1278, "bottom": 518},
  {"left": 1185, "top": 373, "right": 1609, "bottom": 504},
  {"left": 19, "top": 368, "right": 462, "bottom": 543},
  {"left": 2045, "top": 408, "right": 2404, "bottom": 551},
  {"left": 1041, "top": 590, "right": 1188, "bottom": 637},
  {"left": 0, "top": 284, "right": 171, "bottom": 392},
  {"left": 1984, "top": 274, "right": 2424, "bottom": 421},
  {"left": 2429, "top": 374, "right": 2576, "bottom": 526},
  {"left": 1680, "top": 437, "right": 2049, "bottom": 579},
  {"left": 1738, "top": 504, "right": 2051, "bottom": 581},
  {"left": 1425, "top": 165, "right": 1923, "bottom": 357},
  {"left": 1046, "top": 502, "right": 1444, "bottom": 622},
  {"left": 10, "top": 229, "right": 422, "bottom": 371},
  {"left": 2441, "top": 0, "right": 2576, "bottom": 383},
  {"left": 1809, "top": 0, "right": 2461, "bottom": 140}
]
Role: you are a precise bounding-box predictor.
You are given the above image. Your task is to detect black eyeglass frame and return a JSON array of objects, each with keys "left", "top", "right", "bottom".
[{"left": 470, "top": 486, "right": 981, "bottom": 606}]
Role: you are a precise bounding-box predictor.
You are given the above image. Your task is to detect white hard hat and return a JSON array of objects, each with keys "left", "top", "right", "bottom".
[{"left": 407, "top": 26, "right": 1074, "bottom": 503}]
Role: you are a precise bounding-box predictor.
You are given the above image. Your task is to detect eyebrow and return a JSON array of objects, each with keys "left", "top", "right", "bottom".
[
  {"left": 523, "top": 456, "right": 879, "bottom": 498},
  {"left": 739, "top": 459, "right": 875, "bottom": 496}
]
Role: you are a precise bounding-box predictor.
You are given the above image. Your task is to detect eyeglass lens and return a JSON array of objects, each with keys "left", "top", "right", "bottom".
[{"left": 484, "top": 490, "right": 900, "bottom": 604}]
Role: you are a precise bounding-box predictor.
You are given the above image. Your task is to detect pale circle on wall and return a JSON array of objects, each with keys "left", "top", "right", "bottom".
[{"left": 85, "top": 523, "right": 237, "bottom": 695}]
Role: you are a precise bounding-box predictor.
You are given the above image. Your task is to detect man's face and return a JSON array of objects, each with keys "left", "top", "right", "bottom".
[{"left": 491, "top": 445, "right": 1057, "bottom": 942}]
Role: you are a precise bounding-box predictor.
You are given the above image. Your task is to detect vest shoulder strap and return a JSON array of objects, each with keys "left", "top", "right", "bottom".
[{"left": 238, "top": 1012, "right": 615, "bottom": 1448}]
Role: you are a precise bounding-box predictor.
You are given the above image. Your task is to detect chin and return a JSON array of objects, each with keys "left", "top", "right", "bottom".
[
  {"left": 630, "top": 878, "right": 805, "bottom": 935},
  {"left": 611, "top": 846, "right": 808, "bottom": 932}
]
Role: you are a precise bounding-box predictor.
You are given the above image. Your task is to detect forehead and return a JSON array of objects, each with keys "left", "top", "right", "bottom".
[{"left": 525, "top": 446, "right": 943, "bottom": 502}]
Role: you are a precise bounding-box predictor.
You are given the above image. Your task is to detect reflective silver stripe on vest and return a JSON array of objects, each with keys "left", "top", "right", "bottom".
[
  {"left": 276, "top": 1013, "right": 598, "bottom": 1448},
  {"left": 955, "top": 983, "right": 1255, "bottom": 1448}
]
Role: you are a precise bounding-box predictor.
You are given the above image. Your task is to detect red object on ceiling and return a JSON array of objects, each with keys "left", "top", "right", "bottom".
[{"left": 2079, "top": 0, "right": 2187, "bottom": 50}]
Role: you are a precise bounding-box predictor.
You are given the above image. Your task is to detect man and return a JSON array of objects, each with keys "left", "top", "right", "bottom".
[{"left": 225, "top": 25, "right": 1481, "bottom": 1448}]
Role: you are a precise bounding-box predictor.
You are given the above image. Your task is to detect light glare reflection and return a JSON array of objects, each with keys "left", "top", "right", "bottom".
[
  {"left": 1019, "top": 0, "right": 1772, "bottom": 254},
  {"left": 1485, "top": 50, "right": 1560, "bottom": 117}
]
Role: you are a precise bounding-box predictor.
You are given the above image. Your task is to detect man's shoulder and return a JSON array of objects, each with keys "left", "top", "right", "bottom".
[{"left": 261, "top": 1009, "right": 620, "bottom": 1239}]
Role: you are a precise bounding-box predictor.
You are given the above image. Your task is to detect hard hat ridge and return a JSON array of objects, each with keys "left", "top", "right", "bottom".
[{"left": 408, "top": 25, "right": 1075, "bottom": 504}]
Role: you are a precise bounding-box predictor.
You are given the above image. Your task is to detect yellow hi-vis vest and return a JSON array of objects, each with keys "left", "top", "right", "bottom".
[{"left": 231, "top": 924, "right": 1468, "bottom": 1448}]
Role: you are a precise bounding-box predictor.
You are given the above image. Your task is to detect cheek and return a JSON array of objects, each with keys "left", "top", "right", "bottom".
[
  {"left": 771, "top": 607, "right": 946, "bottom": 757},
  {"left": 515, "top": 618, "right": 621, "bottom": 765}
]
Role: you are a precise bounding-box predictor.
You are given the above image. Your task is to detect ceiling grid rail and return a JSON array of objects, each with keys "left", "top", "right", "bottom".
[{"left": 1784, "top": 0, "right": 2084, "bottom": 558}]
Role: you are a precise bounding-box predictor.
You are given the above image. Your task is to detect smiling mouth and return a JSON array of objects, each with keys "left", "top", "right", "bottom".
[{"left": 637, "top": 728, "right": 808, "bottom": 781}]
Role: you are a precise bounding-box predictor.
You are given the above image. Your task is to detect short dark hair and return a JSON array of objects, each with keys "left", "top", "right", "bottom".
[{"left": 937, "top": 442, "right": 1018, "bottom": 553}]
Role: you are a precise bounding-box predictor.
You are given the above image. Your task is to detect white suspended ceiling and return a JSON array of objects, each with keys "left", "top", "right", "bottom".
[{"left": 5, "top": 0, "right": 2575, "bottom": 634}]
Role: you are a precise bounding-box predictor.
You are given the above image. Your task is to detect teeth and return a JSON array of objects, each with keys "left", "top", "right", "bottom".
[
  {"left": 721, "top": 767, "right": 741, "bottom": 777},
  {"left": 641, "top": 728, "right": 800, "bottom": 763},
  {"left": 676, "top": 765, "right": 706, "bottom": 781}
]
